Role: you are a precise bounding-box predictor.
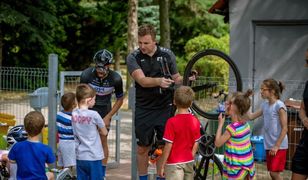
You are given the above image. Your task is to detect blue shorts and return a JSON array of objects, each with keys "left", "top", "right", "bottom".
[{"left": 76, "top": 160, "right": 103, "bottom": 180}]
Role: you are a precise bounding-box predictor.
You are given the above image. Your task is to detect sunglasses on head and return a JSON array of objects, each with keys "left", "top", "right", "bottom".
[{"left": 96, "top": 65, "right": 108, "bottom": 71}]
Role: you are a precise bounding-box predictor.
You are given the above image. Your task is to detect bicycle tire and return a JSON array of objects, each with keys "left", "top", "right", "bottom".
[
  {"left": 183, "top": 49, "right": 243, "bottom": 119},
  {"left": 194, "top": 154, "right": 224, "bottom": 180}
]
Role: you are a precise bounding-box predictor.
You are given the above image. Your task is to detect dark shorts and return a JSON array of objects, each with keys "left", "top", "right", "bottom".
[
  {"left": 91, "top": 105, "right": 111, "bottom": 131},
  {"left": 135, "top": 106, "right": 173, "bottom": 146},
  {"left": 291, "top": 130, "right": 308, "bottom": 175},
  {"left": 90, "top": 105, "right": 110, "bottom": 119}
]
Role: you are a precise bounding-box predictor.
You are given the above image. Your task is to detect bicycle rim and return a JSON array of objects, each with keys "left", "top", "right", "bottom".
[
  {"left": 194, "top": 154, "right": 223, "bottom": 180},
  {"left": 183, "top": 49, "right": 242, "bottom": 119}
]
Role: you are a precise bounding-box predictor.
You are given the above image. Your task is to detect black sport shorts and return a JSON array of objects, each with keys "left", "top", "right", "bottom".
[
  {"left": 291, "top": 129, "right": 308, "bottom": 175},
  {"left": 90, "top": 105, "right": 111, "bottom": 131},
  {"left": 134, "top": 106, "right": 173, "bottom": 146}
]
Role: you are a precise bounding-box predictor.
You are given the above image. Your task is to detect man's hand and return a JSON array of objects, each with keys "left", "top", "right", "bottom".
[
  {"left": 303, "top": 117, "right": 308, "bottom": 129},
  {"left": 160, "top": 77, "right": 174, "bottom": 88}
]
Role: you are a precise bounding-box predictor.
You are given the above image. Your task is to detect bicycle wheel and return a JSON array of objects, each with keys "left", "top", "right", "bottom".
[
  {"left": 194, "top": 154, "right": 223, "bottom": 180},
  {"left": 183, "top": 49, "right": 242, "bottom": 119}
]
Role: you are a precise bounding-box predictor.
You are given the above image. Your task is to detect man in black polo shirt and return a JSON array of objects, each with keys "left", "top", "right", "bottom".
[
  {"left": 291, "top": 49, "right": 308, "bottom": 180},
  {"left": 126, "top": 24, "right": 182, "bottom": 180}
]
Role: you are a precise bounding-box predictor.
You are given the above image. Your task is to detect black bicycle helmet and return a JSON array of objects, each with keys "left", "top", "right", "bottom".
[
  {"left": 6, "top": 125, "right": 28, "bottom": 147},
  {"left": 93, "top": 49, "right": 113, "bottom": 67}
]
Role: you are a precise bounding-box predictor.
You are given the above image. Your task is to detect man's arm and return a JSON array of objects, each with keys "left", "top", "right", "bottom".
[
  {"left": 299, "top": 101, "right": 308, "bottom": 129},
  {"left": 131, "top": 69, "right": 174, "bottom": 88},
  {"left": 171, "top": 73, "right": 182, "bottom": 85},
  {"left": 98, "top": 126, "right": 108, "bottom": 136}
]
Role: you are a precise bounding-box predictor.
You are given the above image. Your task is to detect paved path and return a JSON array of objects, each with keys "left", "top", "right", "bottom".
[{"left": 106, "top": 110, "right": 132, "bottom": 180}]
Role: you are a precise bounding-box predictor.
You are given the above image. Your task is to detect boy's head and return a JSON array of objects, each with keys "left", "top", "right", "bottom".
[
  {"left": 174, "top": 86, "right": 195, "bottom": 108},
  {"left": 24, "top": 111, "right": 45, "bottom": 137},
  {"left": 61, "top": 92, "right": 76, "bottom": 111},
  {"left": 76, "top": 84, "right": 96, "bottom": 105}
]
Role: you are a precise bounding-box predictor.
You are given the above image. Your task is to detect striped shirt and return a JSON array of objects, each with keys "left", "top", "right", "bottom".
[
  {"left": 223, "top": 121, "right": 255, "bottom": 179},
  {"left": 56, "top": 111, "right": 74, "bottom": 140}
]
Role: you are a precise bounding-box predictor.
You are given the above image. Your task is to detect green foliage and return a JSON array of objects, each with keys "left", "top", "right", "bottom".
[
  {"left": 177, "top": 34, "right": 229, "bottom": 80},
  {"left": 1, "top": 0, "right": 229, "bottom": 76},
  {"left": 184, "top": 34, "right": 229, "bottom": 60},
  {"left": 59, "top": 0, "right": 128, "bottom": 70},
  {"left": 1, "top": 0, "right": 67, "bottom": 68},
  {"left": 138, "top": 1, "right": 160, "bottom": 41},
  {"left": 170, "top": 0, "right": 229, "bottom": 55},
  {"left": 1, "top": 0, "right": 127, "bottom": 70}
]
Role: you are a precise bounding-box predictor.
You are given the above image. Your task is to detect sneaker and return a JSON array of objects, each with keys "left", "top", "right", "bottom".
[{"left": 56, "top": 168, "right": 72, "bottom": 180}]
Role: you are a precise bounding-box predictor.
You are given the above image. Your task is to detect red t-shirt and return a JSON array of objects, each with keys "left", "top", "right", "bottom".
[{"left": 163, "top": 113, "right": 201, "bottom": 164}]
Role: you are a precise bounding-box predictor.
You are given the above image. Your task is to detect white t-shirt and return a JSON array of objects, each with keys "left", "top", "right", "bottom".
[
  {"left": 72, "top": 108, "right": 105, "bottom": 161},
  {"left": 261, "top": 100, "right": 288, "bottom": 150}
]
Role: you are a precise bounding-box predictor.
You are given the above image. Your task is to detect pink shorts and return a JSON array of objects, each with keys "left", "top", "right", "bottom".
[{"left": 266, "top": 149, "right": 287, "bottom": 172}]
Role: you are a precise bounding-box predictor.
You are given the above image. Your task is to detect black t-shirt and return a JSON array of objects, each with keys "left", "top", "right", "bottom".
[
  {"left": 80, "top": 67, "right": 124, "bottom": 109},
  {"left": 303, "top": 81, "right": 308, "bottom": 134},
  {"left": 126, "top": 46, "right": 178, "bottom": 109},
  {"left": 304, "top": 81, "right": 308, "bottom": 117}
]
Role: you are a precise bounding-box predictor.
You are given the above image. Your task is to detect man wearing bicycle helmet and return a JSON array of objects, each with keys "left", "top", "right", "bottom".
[
  {"left": 126, "top": 24, "right": 183, "bottom": 180},
  {"left": 80, "top": 49, "right": 124, "bottom": 178}
]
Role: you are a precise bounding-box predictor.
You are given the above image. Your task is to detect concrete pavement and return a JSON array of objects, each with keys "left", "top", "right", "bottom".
[{"left": 106, "top": 110, "right": 132, "bottom": 180}]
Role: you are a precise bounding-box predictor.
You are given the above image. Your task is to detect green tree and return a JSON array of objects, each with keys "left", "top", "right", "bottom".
[
  {"left": 0, "top": 0, "right": 67, "bottom": 68},
  {"left": 170, "top": 0, "right": 229, "bottom": 55},
  {"left": 159, "top": 0, "right": 170, "bottom": 48},
  {"left": 60, "top": 0, "right": 128, "bottom": 70},
  {"left": 177, "top": 34, "right": 229, "bottom": 76},
  {"left": 127, "top": 0, "right": 138, "bottom": 92}
]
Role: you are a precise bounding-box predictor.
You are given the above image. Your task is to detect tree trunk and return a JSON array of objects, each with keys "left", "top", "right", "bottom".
[
  {"left": 159, "top": 0, "right": 170, "bottom": 49},
  {"left": 114, "top": 48, "right": 120, "bottom": 72},
  {"left": 126, "top": 0, "right": 138, "bottom": 94},
  {"left": 0, "top": 29, "right": 3, "bottom": 67}
]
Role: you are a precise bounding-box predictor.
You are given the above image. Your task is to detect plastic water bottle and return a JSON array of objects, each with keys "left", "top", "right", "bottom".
[
  {"left": 217, "top": 102, "right": 225, "bottom": 113},
  {"left": 148, "top": 161, "right": 156, "bottom": 180}
]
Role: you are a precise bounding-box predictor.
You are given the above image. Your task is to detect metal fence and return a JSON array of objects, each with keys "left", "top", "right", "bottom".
[
  {"left": 0, "top": 67, "right": 49, "bottom": 124},
  {"left": 0, "top": 67, "right": 120, "bottom": 168}
]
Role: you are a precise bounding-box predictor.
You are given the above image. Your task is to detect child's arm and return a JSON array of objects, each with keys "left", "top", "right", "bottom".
[
  {"left": 215, "top": 113, "right": 231, "bottom": 147},
  {"left": 299, "top": 101, "right": 308, "bottom": 129},
  {"left": 270, "top": 108, "right": 288, "bottom": 155},
  {"left": 159, "top": 142, "right": 172, "bottom": 178},
  {"left": 192, "top": 142, "right": 198, "bottom": 156},
  {"left": 246, "top": 109, "right": 263, "bottom": 120},
  {"left": 98, "top": 126, "right": 108, "bottom": 136}
]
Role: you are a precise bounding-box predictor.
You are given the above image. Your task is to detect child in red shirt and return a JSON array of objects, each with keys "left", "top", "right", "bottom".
[{"left": 159, "top": 86, "right": 201, "bottom": 179}]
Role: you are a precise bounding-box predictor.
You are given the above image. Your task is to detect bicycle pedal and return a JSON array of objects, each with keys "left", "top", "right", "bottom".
[{"left": 0, "top": 165, "right": 10, "bottom": 178}]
